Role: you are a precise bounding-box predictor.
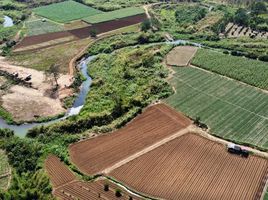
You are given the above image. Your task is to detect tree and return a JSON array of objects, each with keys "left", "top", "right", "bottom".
[
  {"left": 234, "top": 8, "right": 249, "bottom": 26},
  {"left": 89, "top": 28, "right": 97, "bottom": 38},
  {"left": 141, "top": 19, "right": 151, "bottom": 32},
  {"left": 45, "top": 64, "right": 60, "bottom": 87},
  {"left": 251, "top": 2, "right": 267, "bottom": 15}
]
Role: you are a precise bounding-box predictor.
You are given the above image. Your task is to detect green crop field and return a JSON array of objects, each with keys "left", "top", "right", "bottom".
[
  {"left": 26, "top": 19, "right": 64, "bottom": 36},
  {"left": 83, "top": 7, "right": 144, "bottom": 24},
  {"left": 192, "top": 49, "right": 268, "bottom": 90},
  {"left": 33, "top": 0, "right": 102, "bottom": 23},
  {"left": 0, "top": 150, "right": 10, "bottom": 190},
  {"left": 165, "top": 67, "right": 268, "bottom": 150}
]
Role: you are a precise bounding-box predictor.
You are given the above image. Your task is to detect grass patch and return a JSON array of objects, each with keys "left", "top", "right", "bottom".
[
  {"left": 0, "top": 150, "right": 10, "bottom": 190},
  {"left": 83, "top": 7, "right": 144, "bottom": 24},
  {"left": 192, "top": 48, "right": 268, "bottom": 90},
  {"left": 165, "top": 66, "right": 268, "bottom": 150},
  {"left": 9, "top": 38, "right": 92, "bottom": 73},
  {"left": 25, "top": 19, "right": 64, "bottom": 36},
  {"left": 33, "top": 0, "right": 102, "bottom": 23}
]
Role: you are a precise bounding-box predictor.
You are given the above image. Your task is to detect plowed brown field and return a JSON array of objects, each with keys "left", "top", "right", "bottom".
[
  {"left": 109, "top": 133, "right": 268, "bottom": 200},
  {"left": 69, "top": 103, "right": 191, "bottom": 175},
  {"left": 45, "top": 155, "right": 142, "bottom": 200}
]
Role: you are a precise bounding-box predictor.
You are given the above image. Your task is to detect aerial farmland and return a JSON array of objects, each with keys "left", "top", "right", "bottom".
[{"left": 0, "top": 0, "right": 268, "bottom": 199}]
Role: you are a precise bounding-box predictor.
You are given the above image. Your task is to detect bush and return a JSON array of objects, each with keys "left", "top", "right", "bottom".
[
  {"left": 223, "top": 50, "right": 229, "bottom": 55},
  {"left": 115, "top": 189, "right": 122, "bottom": 197},
  {"left": 104, "top": 184, "right": 109, "bottom": 191},
  {"left": 259, "top": 55, "right": 268, "bottom": 62}
]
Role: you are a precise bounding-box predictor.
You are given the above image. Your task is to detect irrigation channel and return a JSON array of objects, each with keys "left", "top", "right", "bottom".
[
  {"left": 0, "top": 39, "right": 201, "bottom": 137},
  {"left": 3, "top": 16, "right": 14, "bottom": 28}
]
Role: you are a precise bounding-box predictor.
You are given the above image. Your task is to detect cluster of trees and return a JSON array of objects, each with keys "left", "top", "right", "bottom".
[{"left": 233, "top": 2, "right": 268, "bottom": 31}]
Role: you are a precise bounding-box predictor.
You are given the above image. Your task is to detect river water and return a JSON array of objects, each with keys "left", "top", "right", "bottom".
[
  {"left": 0, "top": 39, "right": 201, "bottom": 137},
  {"left": 3, "top": 16, "right": 14, "bottom": 28},
  {"left": 0, "top": 56, "right": 95, "bottom": 137}
]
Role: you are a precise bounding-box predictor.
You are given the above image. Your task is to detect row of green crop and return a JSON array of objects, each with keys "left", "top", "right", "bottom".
[
  {"left": 165, "top": 67, "right": 268, "bottom": 150},
  {"left": 192, "top": 48, "right": 268, "bottom": 90},
  {"left": 33, "top": 0, "right": 102, "bottom": 23},
  {"left": 83, "top": 7, "right": 144, "bottom": 24}
]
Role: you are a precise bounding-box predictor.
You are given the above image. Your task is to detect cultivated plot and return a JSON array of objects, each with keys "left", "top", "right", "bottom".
[
  {"left": 83, "top": 7, "right": 144, "bottom": 24},
  {"left": 110, "top": 133, "right": 268, "bottom": 200},
  {"left": 165, "top": 67, "right": 268, "bottom": 149},
  {"left": 33, "top": 0, "right": 102, "bottom": 23},
  {"left": 69, "top": 104, "right": 191, "bottom": 175},
  {"left": 26, "top": 19, "right": 64, "bottom": 36},
  {"left": 192, "top": 48, "right": 268, "bottom": 90},
  {"left": 166, "top": 46, "right": 198, "bottom": 66},
  {"left": 45, "top": 155, "right": 141, "bottom": 200}
]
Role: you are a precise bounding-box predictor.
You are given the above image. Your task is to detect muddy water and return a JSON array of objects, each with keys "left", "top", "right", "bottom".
[{"left": 0, "top": 56, "right": 95, "bottom": 137}]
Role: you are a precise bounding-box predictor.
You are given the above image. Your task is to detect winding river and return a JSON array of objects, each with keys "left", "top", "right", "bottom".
[{"left": 0, "top": 39, "right": 201, "bottom": 137}]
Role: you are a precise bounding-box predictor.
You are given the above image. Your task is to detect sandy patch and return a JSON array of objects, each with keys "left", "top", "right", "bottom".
[
  {"left": 166, "top": 46, "right": 198, "bottom": 67},
  {"left": 2, "top": 85, "right": 65, "bottom": 122},
  {"left": 0, "top": 56, "right": 73, "bottom": 122}
]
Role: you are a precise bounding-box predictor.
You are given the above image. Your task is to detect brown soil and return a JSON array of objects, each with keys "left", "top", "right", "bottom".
[
  {"left": 69, "top": 103, "right": 191, "bottom": 175},
  {"left": 166, "top": 46, "right": 198, "bottom": 67},
  {"left": 14, "top": 14, "right": 147, "bottom": 51},
  {"left": 0, "top": 56, "right": 72, "bottom": 122},
  {"left": 109, "top": 133, "right": 268, "bottom": 200},
  {"left": 45, "top": 155, "right": 142, "bottom": 200}
]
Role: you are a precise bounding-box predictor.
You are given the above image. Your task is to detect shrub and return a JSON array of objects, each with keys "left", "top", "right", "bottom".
[
  {"left": 259, "top": 55, "right": 268, "bottom": 62},
  {"left": 104, "top": 184, "right": 109, "bottom": 191},
  {"left": 115, "top": 189, "right": 122, "bottom": 197}
]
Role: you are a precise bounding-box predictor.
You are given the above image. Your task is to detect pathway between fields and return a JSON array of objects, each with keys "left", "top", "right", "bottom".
[{"left": 102, "top": 126, "right": 191, "bottom": 174}]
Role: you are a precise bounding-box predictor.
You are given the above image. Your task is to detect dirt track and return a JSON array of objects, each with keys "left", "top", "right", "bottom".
[
  {"left": 109, "top": 133, "right": 268, "bottom": 200},
  {"left": 69, "top": 103, "right": 191, "bottom": 175}
]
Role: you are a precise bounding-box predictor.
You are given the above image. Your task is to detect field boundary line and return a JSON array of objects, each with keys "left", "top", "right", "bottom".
[
  {"left": 101, "top": 126, "right": 191, "bottom": 174},
  {"left": 172, "top": 73, "right": 268, "bottom": 121}
]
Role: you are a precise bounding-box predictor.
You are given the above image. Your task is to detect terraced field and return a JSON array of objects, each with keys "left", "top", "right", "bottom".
[
  {"left": 0, "top": 150, "right": 10, "bottom": 190},
  {"left": 26, "top": 19, "right": 64, "bottom": 36},
  {"left": 110, "top": 133, "right": 268, "bottom": 200},
  {"left": 165, "top": 67, "right": 268, "bottom": 150}
]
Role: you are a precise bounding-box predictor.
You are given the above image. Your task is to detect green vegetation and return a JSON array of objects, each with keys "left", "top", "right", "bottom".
[
  {"left": 192, "top": 48, "right": 268, "bottom": 90},
  {"left": 0, "top": 128, "right": 78, "bottom": 199},
  {"left": 166, "top": 66, "right": 268, "bottom": 150},
  {"left": 83, "top": 0, "right": 157, "bottom": 11},
  {"left": 33, "top": 0, "right": 102, "bottom": 23},
  {"left": 28, "top": 44, "right": 173, "bottom": 136},
  {"left": 83, "top": 7, "right": 144, "bottom": 24},
  {"left": 87, "top": 31, "right": 166, "bottom": 55},
  {"left": 25, "top": 19, "right": 64, "bottom": 36},
  {"left": 8, "top": 38, "right": 92, "bottom": 73}
]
